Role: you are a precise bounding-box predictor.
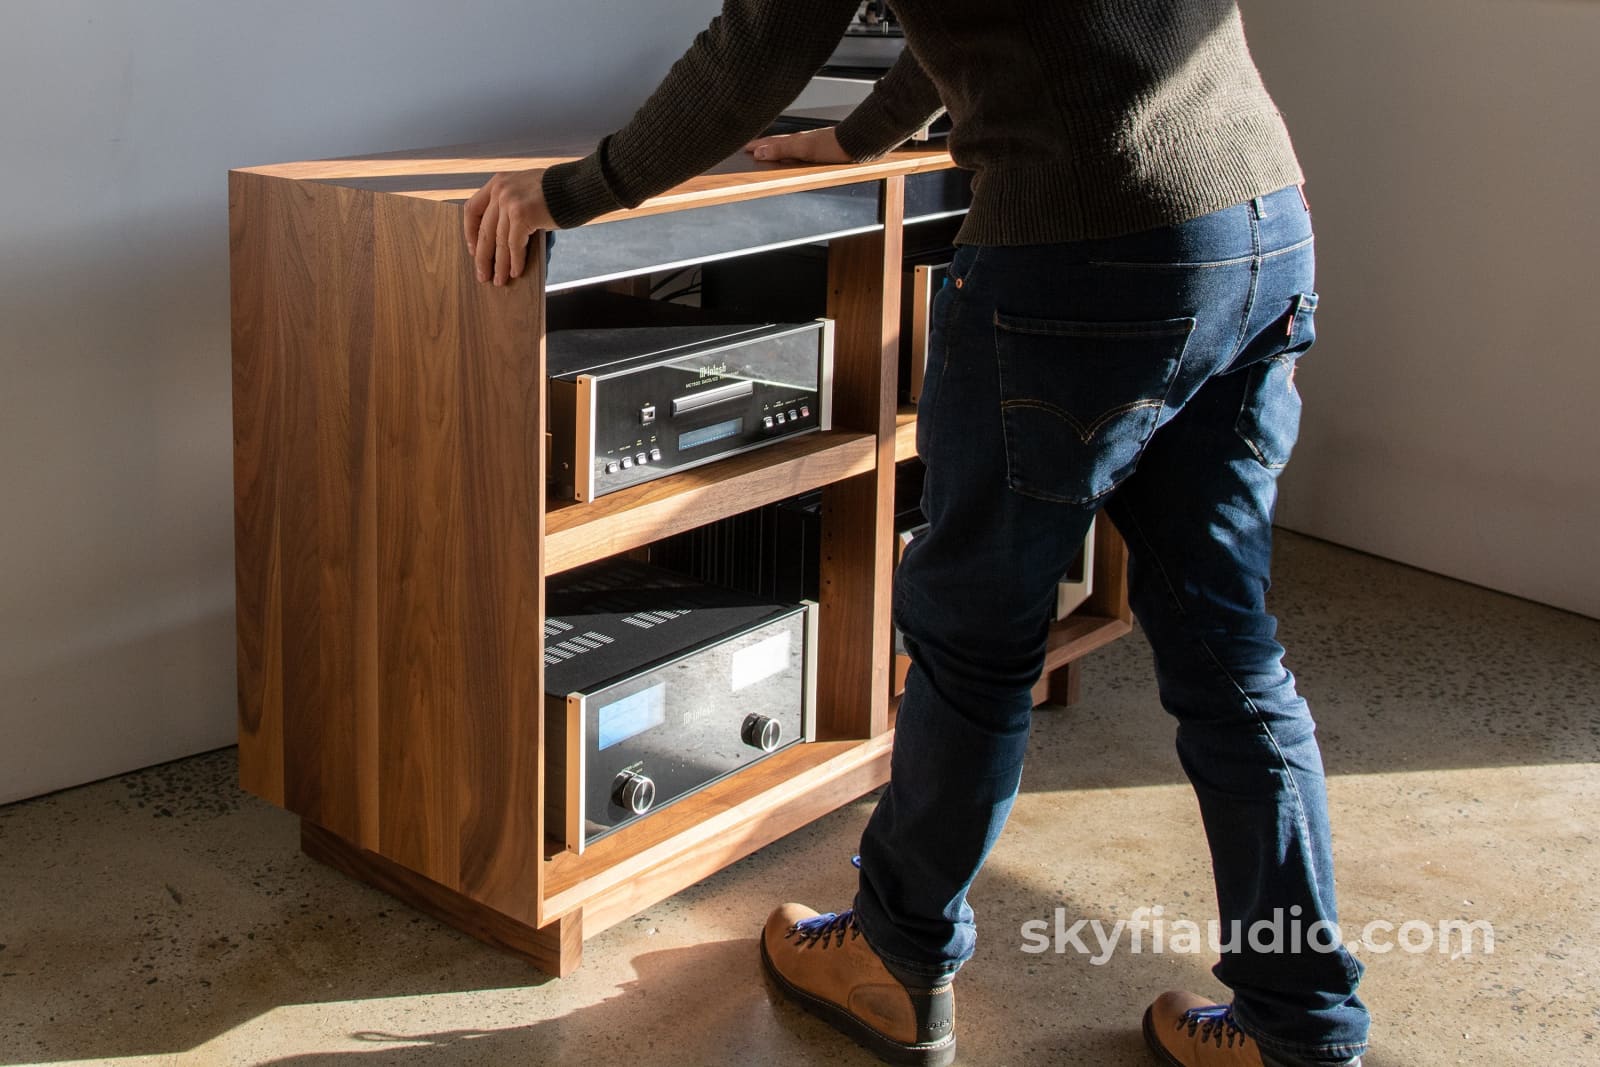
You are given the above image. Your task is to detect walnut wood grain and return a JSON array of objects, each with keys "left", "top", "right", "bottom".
[
  {"left": 543, "top": 431, "right": 875, "bottom": 577},
  {"left": 287, "top": 184, "right": 376, "bottom": 845},
  {"left": 893, "top": 406, "right": 919, "bottom": 463},
  {"left": 230, "top": 172, "right": 293, "bottom": 808},
  {"left": 230, "top": 173, "right": 546, "bottom": 927},
  {"left": 302, "top": 820, "right": 582, "bottom": 977},
  {"left": 1083, "top": 514, "right": 1132, "bottom": 624},
  {"left": 439, "top": 205, "right": 546, "bottom": 921},
  {"left": 239, "top": 140, "right": 953, "bottom": 221},
  {"left": 1045, "top": 660, "right": 1084, "bottom": 708},
  {"left": 813, "top": 178, "right": 905, "bottom": 741}
]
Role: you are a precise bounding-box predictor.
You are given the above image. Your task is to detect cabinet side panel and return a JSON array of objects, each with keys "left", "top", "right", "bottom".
[
  {"left": 817, "top": 178, "right": 904, "bottom": 739},
  {"left": 452, "top": 229, "right": 545, "bottom": 925},
  {"left": 370, "top": 196, "right": 470, "bottom": 887},
  {"left": 230, "top": 171, "right": 307, "bottom": 806},
  {"left": 277, "top": 186, "right": 379, "bottom": 841}
]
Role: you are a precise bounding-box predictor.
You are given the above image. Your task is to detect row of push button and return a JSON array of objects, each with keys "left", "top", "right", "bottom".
[
  {"left": 604, "top": 448, "right": 663, "bottom": 476},
  {"left": 762, "top": 406, "right": 811, "bottom": 431}
]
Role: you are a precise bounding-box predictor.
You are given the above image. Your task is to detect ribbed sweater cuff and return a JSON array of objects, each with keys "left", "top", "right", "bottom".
[
  {"left": 542, "top": 142, "right": 626, "bottom": 229},
  {"left": 835, "top": 105, "right": 906, "bottom": 163}
]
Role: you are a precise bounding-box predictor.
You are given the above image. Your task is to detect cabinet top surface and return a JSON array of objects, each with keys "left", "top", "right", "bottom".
[{"left": 234, "top": 134, "right": 956, "bottom": 222}]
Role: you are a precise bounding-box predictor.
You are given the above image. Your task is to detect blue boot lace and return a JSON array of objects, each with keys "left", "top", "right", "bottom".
[
  {"left": 788, "top": 908, "right": 861, "bottom": 949},
  {"left": 1178, "top": 1004, "right": 1251, "bottom": 1050}
]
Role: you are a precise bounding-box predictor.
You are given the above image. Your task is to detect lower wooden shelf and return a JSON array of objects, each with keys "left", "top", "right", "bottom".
[
  {"left": 536, "top": 614, "right": 1131, "bottom": 936},
  {"left": 1032, "top": 613, "right": 1133, "bottom": 707},
  {"left": 1045, "top": 613, "right": 1133, "bottom": 667},
  {"left": 895, "top": 406, "right": 919, "bottom": 463},
  {"left": 299, "top": 611, "right": 1129, "bottom": 975},
  {"left": 541, "top": 729, "right": 895, "bottom": 933}
]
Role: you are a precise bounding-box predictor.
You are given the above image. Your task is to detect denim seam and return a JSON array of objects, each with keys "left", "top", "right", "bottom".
[
  {"left": 1086, "top": 235, "right": 1314, "bottom": 271},
  {"left": 1229, "top": 211, "right": 1264, "bottom": 361},
  {"left": 1259, "top": 235, "right": 1316, "bottom": 261},
  {"left": 997, "top": 352, "right": 1188, "bottom": 507},
  {"left": 1235, "top": 356, "right": 1296, "bottom": 469},
  {"left": 1001, "top": 397, "right": 1163, "bottom": 444},
  {"left": 1116, "top": 494, "right": 1326, "bottom": 954},
  {"left": 930, "top": 246, "right": 983, "bottom": 407},
  {"left": 1121, "top": 503, "right": 1356, "bottom": 1056},
  {"left": 994, "top": 307, "right": 1194, "bottom": 506},
  {"left": 993, "top": 316, "right": 1195, "bottom": 340}
]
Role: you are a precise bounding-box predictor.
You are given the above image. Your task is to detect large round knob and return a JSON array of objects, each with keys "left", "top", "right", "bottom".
[
  {"left": 613, "top": 770, "right": 656, "bottom": 815},
  {"left": 741, "top": 713, "right": 782, "bottom": 753}
]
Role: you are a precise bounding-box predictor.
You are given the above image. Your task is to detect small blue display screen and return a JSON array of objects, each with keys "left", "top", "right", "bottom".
[
  {"left": 597, "top": 683, "right": 667, "bottom": 750},
  {"left": 679, "top": 417, "right": 744, "bottom": 452}
]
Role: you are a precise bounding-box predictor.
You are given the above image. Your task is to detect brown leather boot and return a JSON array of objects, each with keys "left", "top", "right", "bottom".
[
  {"left": 760, "top": 904, "right": 956, "bottom": 1066},
  {"left": 1143, "top": 992, "right": 1265, "bottom": 1067}
]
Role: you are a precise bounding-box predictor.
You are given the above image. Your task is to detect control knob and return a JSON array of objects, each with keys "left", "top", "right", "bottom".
[
  {"left": 741, "top": 713, "right": 783, "bottom": 753},
  {"left": 612, "top": 769, "right": 656, "bottom": 815}
]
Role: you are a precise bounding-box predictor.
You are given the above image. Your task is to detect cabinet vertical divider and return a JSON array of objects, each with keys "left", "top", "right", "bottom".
[{"left": 819, "top": 176, "right": 905, "bottom": 741}]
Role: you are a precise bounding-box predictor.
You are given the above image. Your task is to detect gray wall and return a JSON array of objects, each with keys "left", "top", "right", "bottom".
[
  {"left": 5, "top": 2, "right": 1596, "bottom": 804},
  {"left": 1242, "top": 1, "right": 1600, "bottom": 618},
  {"left": 0, "top": 0, "right": 720, "bottom": 804}
]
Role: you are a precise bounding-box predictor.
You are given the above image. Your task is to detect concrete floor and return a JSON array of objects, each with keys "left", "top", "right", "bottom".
[{"left": 1, "top": 532, "right": 1596, "bottom": 1067}]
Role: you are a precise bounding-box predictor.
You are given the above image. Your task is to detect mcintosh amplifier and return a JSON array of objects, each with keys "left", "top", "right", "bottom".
[
  {"left": 546, "top": 313, "right": 835, "bottom": 502},
  {"left": 543, "top": 559, "right": 817, "bottom": 853}
]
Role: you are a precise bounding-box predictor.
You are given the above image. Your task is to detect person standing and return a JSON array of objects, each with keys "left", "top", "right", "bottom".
[{"left": 466, "top": 3, "right": 1371, "bottom": 1065}]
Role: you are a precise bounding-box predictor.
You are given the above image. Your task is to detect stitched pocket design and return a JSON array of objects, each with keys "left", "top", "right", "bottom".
[
  {"left": 1235, "top": 292, "right": 1318, "bottom": 469},
  {"left": 994, "top": 311, "right": 1195, "bottom": 505}
]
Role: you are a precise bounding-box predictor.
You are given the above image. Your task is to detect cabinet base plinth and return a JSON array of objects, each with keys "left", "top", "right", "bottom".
[{"left": 300, "top": 820, "right": 583, "bottom": 977}]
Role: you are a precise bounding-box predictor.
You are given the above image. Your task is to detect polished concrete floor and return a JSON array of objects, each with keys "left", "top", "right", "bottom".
[{"left": 2, "top": 532, "right": 1596, "bottom": 1067}]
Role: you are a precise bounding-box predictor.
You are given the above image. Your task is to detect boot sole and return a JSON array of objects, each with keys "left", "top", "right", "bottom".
[{"left": 760, "top": 936, "right": 957, "bottom": 1066}]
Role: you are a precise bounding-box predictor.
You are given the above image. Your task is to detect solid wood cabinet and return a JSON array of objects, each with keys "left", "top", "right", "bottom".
[{"left": 229, "top": 136, "right": 1131, "bottom": 976}]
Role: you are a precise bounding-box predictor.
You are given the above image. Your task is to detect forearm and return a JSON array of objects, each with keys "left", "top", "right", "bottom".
[
  {"left": 544, "top": 0, "right": 860, "bottom": 228},
  {"left": 833, "top": 45, "right": 945, "bottom": 162}
]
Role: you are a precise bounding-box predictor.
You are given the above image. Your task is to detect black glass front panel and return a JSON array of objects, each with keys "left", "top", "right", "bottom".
[
  {"left": 905, "top": 168, "right": 972, "bottom": 223},
  {"left": 546, "top": 181, "right": 882, "bottom": 290},
  {"left": 579, "top": 608, "right": 809, "bottom": 843},
  {"left": 547, "top": 319, "right": 830, "bottom": 500}
]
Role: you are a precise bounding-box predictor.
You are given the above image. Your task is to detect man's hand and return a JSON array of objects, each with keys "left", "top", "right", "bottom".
[
  {"left": 744, "top": 128, "right": 851, "bottom": 165},
  {"left": 463, "top": 168, "right": 555, "bottom": 286}
]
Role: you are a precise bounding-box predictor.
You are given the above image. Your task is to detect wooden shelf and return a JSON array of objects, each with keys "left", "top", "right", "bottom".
[
  {"left": 1045, "top": 613, "right": 1133, "bottom": 668},
  {"left": 894, "top": 405, "right": 919, "bottom": 463},
  {"left": 544, "top": 430, "right": 874, "bottom": 575},
  {"left": 541, "top": 731, "right": 894, "bottom": 930}
]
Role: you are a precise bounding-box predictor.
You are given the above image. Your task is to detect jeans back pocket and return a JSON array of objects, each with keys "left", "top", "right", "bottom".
[
  {"left": 994, "top": 311, "right": 1194, "bottom": 505},
  {"left": 1235, "top": 292, "right": 1317, "bottom": 469}
]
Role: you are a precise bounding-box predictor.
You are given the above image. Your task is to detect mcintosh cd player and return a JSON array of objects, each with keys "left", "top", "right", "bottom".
[{"left": 546, "top": 310, "right": 834, "bottom": 502}]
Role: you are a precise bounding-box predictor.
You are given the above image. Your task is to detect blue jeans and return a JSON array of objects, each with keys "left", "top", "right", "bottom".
[{"left": 854, "top": 186, "right": 1370, "bottom": 1065}]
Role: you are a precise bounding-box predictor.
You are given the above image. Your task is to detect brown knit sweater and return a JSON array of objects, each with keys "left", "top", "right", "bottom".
[{"left": 542, "top": 1, "right": 1303, "bottom": 245}]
